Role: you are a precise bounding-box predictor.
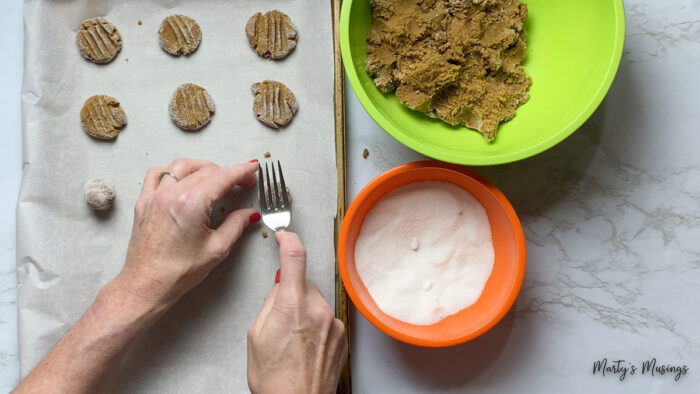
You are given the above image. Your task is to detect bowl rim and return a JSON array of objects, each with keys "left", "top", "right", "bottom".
[
  {"left": 339, "top": 0, "right": 626, "bottom": 166},
  {"left": 338, "top": 161, "right": 527, "bottom": 347}
]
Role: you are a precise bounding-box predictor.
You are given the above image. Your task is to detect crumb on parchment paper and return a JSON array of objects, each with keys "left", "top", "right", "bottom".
[
  {"left": 138, "top": 20, "right": 142, "bottom": 25},
  {"left": 262, "top": 231, "right": 269, "bottom": 238},
  {"left": 264, "top": 151, "right": 271, "bottom": 158},
  {"left": 363, "top": 148, "right": 369, "bottom": 159}
]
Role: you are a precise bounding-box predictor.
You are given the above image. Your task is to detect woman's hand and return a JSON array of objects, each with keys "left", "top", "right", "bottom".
[
  {"left": 14, "top": 158, "right": 261, "bottom": 394},
  {"left": 247, "top": 231, "right": 348, "bottom": 394},
  {"left": 115, "top": 158, "right": 260, "bottom": 310}
]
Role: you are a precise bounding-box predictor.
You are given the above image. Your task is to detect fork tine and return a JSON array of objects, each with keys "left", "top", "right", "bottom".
[
  {"left": 271, "top": 163, "right": 280, "bottom": 210},
  {"left": 278, "top": 161, "right": 290, "bottom": 207},
  {"left": 258, "top": 164, "right": 267, "bottom": 210},
  {"left": 265, "top": 162, "right": 275, "bottom": 210}
]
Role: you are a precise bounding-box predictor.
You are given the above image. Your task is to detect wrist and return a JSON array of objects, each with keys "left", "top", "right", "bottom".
[{"left": 101, "top": 272, "right": 173, "bottom": 327}]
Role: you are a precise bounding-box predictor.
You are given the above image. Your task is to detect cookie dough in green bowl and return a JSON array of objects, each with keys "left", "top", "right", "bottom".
[{"left": 340, "top": 0, "right": 625, "bottom": 165}]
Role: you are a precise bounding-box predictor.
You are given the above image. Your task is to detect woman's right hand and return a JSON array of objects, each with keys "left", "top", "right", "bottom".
[{"left": 247, "top": 231, "right": 348, "bottom": 394}]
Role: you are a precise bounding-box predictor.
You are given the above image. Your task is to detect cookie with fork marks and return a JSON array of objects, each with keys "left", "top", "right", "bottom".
[
  {"left": 76, "top": 17, "right": 122, "bottom": 64},
  {"left": 169, "top": 83, "right": 215, "bottom": 130},
  {"left": 251, "top": 80, "right": 298, "bottom": 129},
  {"left": 245, "top": 10, "right": 298, "bottom": 60},
  {"left": 80, "top": 95, "right": 127, "bottom": 140},
  {"left": 158, "top": 14, "right": 202, "bottom": 56}
]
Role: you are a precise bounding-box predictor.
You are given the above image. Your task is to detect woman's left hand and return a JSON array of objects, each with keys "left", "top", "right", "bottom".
[{"left": 116, "top": 158, "right": 261, "bottom": 310}]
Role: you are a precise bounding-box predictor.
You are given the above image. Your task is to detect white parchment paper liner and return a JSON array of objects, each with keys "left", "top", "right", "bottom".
[{"left": 19, "top": 1, "right": 336, "bottom": 391}]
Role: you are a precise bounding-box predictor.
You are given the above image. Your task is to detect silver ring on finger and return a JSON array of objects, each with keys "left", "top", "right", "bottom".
[{"left": 159, "top": 171, "right": 179, "bottom": 182}]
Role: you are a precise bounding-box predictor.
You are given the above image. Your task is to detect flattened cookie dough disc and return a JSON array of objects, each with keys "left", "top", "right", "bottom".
[
  {"left": 76, "top": 17, "right": 122, "bottom": 64},
  {"left": 80, "top": 95, "right": 127, "bottom": 140},
  {"left": 251, "top": 80, "right": 298, "bottom": 129},
  {"left": 246, "top": 11, "right": 298, "bottom": 60},
  {"left": 169, "top": 83, "right": 215, "bottom": 130},
  {"left": 159, "top": 14, "right": 202, "bottom": 56}
]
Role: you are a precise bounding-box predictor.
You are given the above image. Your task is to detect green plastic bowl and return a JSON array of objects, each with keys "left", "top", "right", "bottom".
[{"left": 340, "top": 0, "right": 625, "bottom": 165}]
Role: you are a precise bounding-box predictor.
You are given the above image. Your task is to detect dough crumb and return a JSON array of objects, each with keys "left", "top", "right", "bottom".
[
  {"left": 264, "top": 151, "right": 271, "bottom": 158},
  {"left": 363, "top": 148, "right": 369, "bottom": 159},
  {"left": 138, "top": 20, "right": 142, "bottom": 26},
  {"left": 262, "top": 231, "right": 269, "bottom": 238}
]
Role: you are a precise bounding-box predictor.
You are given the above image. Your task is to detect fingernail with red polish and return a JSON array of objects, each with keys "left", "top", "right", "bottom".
[
  {"left": 274, "top": 269, "right": 281, "bottom": 284},
  {"left": 249, "top": 212, "right": 261, "bottom": 224},
  {"left": 249, "top": 159, "right": 258, "bottom": 163}
]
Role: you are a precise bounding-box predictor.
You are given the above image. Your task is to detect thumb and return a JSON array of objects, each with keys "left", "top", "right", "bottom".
[{"left": 210, "top": 208, "right": 259, "bottom": 252}]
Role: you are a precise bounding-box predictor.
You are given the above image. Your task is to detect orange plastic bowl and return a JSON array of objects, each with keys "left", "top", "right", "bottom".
[{"left": 338, "top": 161, "right": 526, "bottom": 347}]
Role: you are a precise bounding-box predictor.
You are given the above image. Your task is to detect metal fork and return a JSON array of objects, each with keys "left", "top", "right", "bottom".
[{"left": 258, "top": 161, "right": 291, "bottom": 232}]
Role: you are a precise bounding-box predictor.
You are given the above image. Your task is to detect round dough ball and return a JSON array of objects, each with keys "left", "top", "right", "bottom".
[
  {"left": 76, "top": 17, "right": 122, "bottom": 64},
  {"left": 80, "top": 95, "right": 127, "bottom": 140},
  {"left": 84, "top": 179, "right": 115, "bottom": 211},
  {"left": 245, "top": 10, "right": 298, "bottom": 60},
  {"left": 251, "top": 80, "right": 298, "bottom": 128},
  {"left": 169, "top": 83, "right": 215, "bottom": 130},
  {"left": 158, "top": 14, "right": 202, "bottom": 56}
]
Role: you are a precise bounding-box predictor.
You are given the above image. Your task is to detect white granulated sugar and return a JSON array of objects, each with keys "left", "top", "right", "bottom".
[{"left": 355, "top": 181, "right": 495, "bottom": 325}]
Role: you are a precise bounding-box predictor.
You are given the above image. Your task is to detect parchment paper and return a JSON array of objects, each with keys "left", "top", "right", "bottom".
[{"left": 18, "top": 0, "right": 337, "bottom": 392}]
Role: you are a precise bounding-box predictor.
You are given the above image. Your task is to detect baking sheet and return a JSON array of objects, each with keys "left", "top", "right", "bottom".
[{"left": 18, "top": 0, "right": 337, "bottom": 392}]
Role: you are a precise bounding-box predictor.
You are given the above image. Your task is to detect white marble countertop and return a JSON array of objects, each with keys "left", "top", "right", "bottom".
[{"left": 2, "top": 0, "right": 700, "bottom": 393}]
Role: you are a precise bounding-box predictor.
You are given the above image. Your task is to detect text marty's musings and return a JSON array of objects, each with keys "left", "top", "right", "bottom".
[{"left": 592, "top": 358, "right": 689, "bottom": 381}]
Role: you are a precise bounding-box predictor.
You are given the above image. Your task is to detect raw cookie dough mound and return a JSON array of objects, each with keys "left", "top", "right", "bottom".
[
  {"left": 245, "top": 11, "right": 298, "bottom": 60},
  {"left": 158, "top": 14, "right": 202, "bottom": 56},
  {"left": 76, "top": 17, "right": 122, "bottom": 64},
  {"left": 365, "top": 0, "right": 532, "bottom": 141},
  {"left": 251, "top": 80, "right": 298, "bottom": 129},
  {"left": 169, "top": 83, "right": 215, "bottom": 130},
  {"left": 84, "top": 179, "right": 115, "bottom": 211},
  {"left": 80, "top": 95, "right": 127, "bottom": 140}
]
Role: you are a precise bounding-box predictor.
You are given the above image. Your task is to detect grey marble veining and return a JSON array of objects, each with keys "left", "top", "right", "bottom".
[{"left": 348, "top": 0, "right": 700, "bottom": 392}]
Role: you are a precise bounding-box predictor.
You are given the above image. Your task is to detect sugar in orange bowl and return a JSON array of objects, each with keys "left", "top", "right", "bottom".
[{"left": 338, "top": 161, "right": 526, "bottom": 347}]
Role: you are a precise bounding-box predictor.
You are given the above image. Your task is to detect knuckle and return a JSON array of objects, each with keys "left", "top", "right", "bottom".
[
  {"left": 310, "top": 303, "right": 334, "bottom": 325},
  {"left": 274, "top": 297, "right": 301, "bottom": 314},
  {"left": 283, "top": 247, "right": 307, "bottom": 263},
  {"left": 174, "top": 191, "right": 198, "bottom": 211},
  {"left": 133, "top": 198, "right": 146, "bottom": 216},
  {"left": 207, "top": 240, "right": 230, "bottom": 262},
  {"left": 199, "top": 165, "right": 218, "bottom": 178},
  {"left": 152, "top": 190, "right": 171, "bottom": 208},
  {"left": 170, "top": 158, "right": 188, "bottom": 168},
  {"left": 246, "top": 326, "right": 256, "bottom": 343},
  {"left": 333, "top": 318, "right": 346, "bottom": 333},
  {"left": 146, "top": 166, "right": 161, "bottom": 177},
  {"left": 305, "top": 279, "right": 320, "bottom": 293}
]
